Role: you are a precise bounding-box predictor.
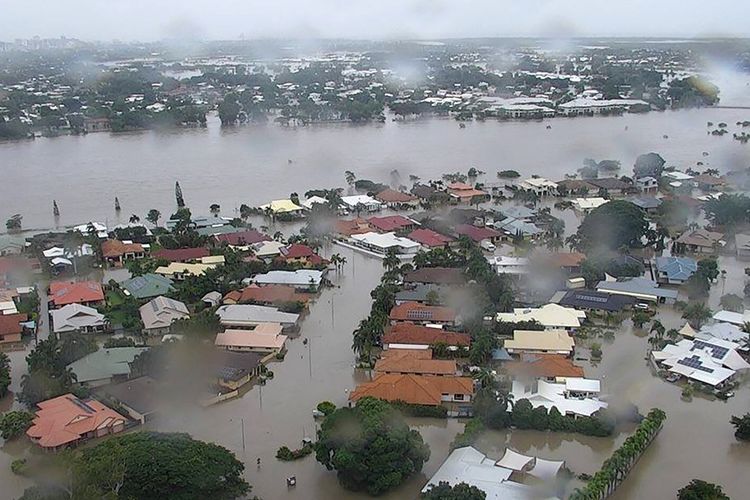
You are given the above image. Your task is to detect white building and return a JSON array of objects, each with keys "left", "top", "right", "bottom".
[
  {"left": 488, "top": 256, "right": 528, "bottom": 275},
  {"left": 348, "top": 231, "right": 421, "bottom": 256},
  {"left": 558, "top": 97, "right": 648, "bottom": 116},
  {"left": 518, "top": 178, "right": 558, "bottom": 197},
  {"left": 511, "top": 378, "right": 607, "bottom": 417},
  {"left": 50, "top": 304, "right": 108, "bottom": 335},
  {"left": 340, "top": 195, "right": 383, "bottom": 213},
  {"left": 251, "top": 269, "right": 323, "bottom": 290},
  {"left": 651, "top": 337, "right": 750, "bottom": 387},
  {"left": 497, "top": 304, "right": 586, "bottom": 330},
  {"left": 571, "top": 197, "right": 608, "bottom": 214}
]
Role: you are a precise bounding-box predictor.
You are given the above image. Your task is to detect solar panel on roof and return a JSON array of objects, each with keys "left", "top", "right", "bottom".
[
  {"left": 692, "top": 339, "right": 729, "bottom": 359},
  {"left": 407, "top": 309, "right": 434, "bottom": 320},
  {"left": 575, "top": 294, "right": 608, "bottom": 303}
]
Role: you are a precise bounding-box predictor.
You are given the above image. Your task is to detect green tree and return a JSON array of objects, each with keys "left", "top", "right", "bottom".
[
  {"left": 19, "top": 337, "right": 78, "bottom": 406},
  {"left": 730, "top": 412, "right": 750, "bottom": 441},
  {"left": 633, "top": 152, "right": 665, "bottom": 178},
  {"left": 421, "top": 482, "right": 486, "bottom": 500},
  {"left": 719, "top": 293, "right": 744, "bottom": 313},
  {"left": 677, "top": 479, "right": 729, "bottom": 500},
  {"left": 573, "top": 200, "right": 648, "bottom": 252},
  {"left": 703, "top": 194, "right": 750, "bottom": 228},
  {"left": 6, "top": 214, "right": 22, "bottom": 232},
  {"left": 175, "top": 181, "right": 185, "bottom": 208},
  {"left": 0, "top": 410, "right": 35, "bottom": 439},
  {"left": 632, "top": 311, "right": 650, "bottom": 329},
  {"left": 315, "top": 397, "right": 430, "bottom": 495},
  {"left": 78, "top": 432, "right": 250, "bottom": 500},
  {"left": 146, "top": 209, "right": 161, "bottom": 227},
  {"left": 682, "top": 302, "right": 712, "bottom": 329},
  {"left": 0, "top": 352, "right": 10, "bottom": 398}
]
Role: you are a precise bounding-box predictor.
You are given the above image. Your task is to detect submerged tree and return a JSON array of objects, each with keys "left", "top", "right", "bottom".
[
  {"left": 53, "top": 200, "right": 60, "bottom": 217},
  {"left": 5, "top": 214, "right": 22, "bottom": 232},
  {"left": 677, "top": 479, "right": 729, "bottom": 500},
  {"left": 175, "top": 181, "right": 185, "bottom": 208},
  {"left": 114, "top": 196, "right": 121, "bottom": 212},
  {"left": 146, "top": 209, "right": 161, "bottom": 227}
]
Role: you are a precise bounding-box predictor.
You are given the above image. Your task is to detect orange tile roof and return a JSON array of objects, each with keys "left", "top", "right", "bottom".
[
  {"left": 381, "top": 349, "right": 434, "bottom": 360},
  {"left": 333, "top": 218, "right": 371, "bottom": 236},
  {"left": 26, "top": 394, "right": 126, "bottom": 449},
  {"left": 506, "top": 354, "right": 585, "bottom": 379},
  {"left": 389, "top": 302, "right": 456, "bottom": 323},
  {"left": 548, "top": 252, "right": 586, "bottom": 268},
  {"left": 0, "top": 313, "right": 26, "bottom": 336},
  {"left": 375, "top": 352, "right": 457, "bottom": 376},
  {"left": 101, "top": 239, "right": 145, "bottom": 258},
  {"left": 383, "top": 323, "right": 470, "bottom": 347},
  {"left": 237, "top": 284, "right": 308, "bottom": 305},
  {"left": 349, "top": 373, "right": 473, "bottom": 406},
  {"left": 49, "top": 281, "right": 104, "bottom": 307},
  {"left": 375, "top": 189, "right": 418, "bottom": 203}
]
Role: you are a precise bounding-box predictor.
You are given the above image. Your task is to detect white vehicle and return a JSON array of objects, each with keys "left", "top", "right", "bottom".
[{"left": 480, "top": 240, "right": 496, "bottom": 252}]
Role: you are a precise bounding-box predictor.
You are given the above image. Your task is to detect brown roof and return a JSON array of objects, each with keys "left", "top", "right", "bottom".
[
  {"left": 693, "top": 174, "right": 726, "bottom": 186},
  {"left": 389, "top": 302, "right": 456, "bottom": 323},
  {"left": 547, "top": 252, "right": 586, "bottom": 268},
  {"left": 236, "top": 285, "right": 308, "bottom": 305},
  {"left": 404, "top": 267, "right": 465, "bottom": 285},
  {"left": 334, "top": 218, "right": 371, "bottom": 237},
  {"left": 383, "top": 323, "right": 470, "bottom": 347},
  {"left": 676, "top": 229, "right": 724, "bottom": 247},
  {"left": 506, "top": 354, "right": 585, "bottom": 379},
  {"left": 0, "top": 313, "right": 27, "bottom": 335},
  {"left": 375, "top": 189, "right": 418, "bottom": 204},
  {"left": 151, "top": 247, "right": 209, "bottom": 262},
  {"left": 349, "top": 373, "right": 474, "bottom": 406},
  {"left": 375, "top": 352, "right": 457, "bottom": 376},
  {"left": 101, "top": 239, "right": 145, "bottom": 258}
]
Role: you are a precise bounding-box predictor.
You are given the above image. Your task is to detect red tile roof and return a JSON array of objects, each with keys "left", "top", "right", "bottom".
[
  {"left": 455, "top": 224, "right": 501, "bottom": 242},
  {"left": 375, "top": 351, "right": 457, "bottom": 375},
  {"left": 375, "top": 189, "right": 418, "bottom": 204},
  {"left": 547, "top": 252, "right": 586, "bottom": 268},
  {"left": 49, "top": 281, "right": 104, "bottom": 307},
  {"left": 101, "top": 239, "right": 145, "bottom": 258},
  {"left": 383, "top": 323, "right": 470, "bottom": 347},
  {"left": 389, "top": 302, "right": 457, "bottom": 323},
  {"left": 214, "top": 230, "right": 270, "bottom": 246},
  {"left": 152, "top": 247, "right": 209, "bottom": 262},
  {"left": 506, "top": 354, "right": 585, "bottom": 379},
  {"left": 367, "top": 215, "right": 417, "bottom": 232},
  {"left": 0, "top": 313, "right": 27, "bottom": 336},
  {"left": 407, "top": 228, "right": 454, "bottom": 248},
  {"left": 349, "top": 373, "right": 473, "bottom": 406},
  {"left": 334, "top": 218, "right": 371, "bottom": 236}
]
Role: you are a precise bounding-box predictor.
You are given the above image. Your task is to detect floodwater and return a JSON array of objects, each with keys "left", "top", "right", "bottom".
[{"left": 2, "top": 72, "right": 750, "bottom": 499}]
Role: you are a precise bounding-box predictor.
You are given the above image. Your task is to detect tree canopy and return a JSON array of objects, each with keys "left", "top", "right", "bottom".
[
  {"left": 633, "top": 152, "right": 665, "bottom": 178},
  {"left": 703, "top": 194, "right": 750, "bottom": 228},
  {"left": 571, "top": 200, "right": 649, "bottom": 252},
  {"left": 315, "top": 397, "right": 430, "bottom": 495},
  {"left": 730, "top": 412, "right": 750, "bottom": 441},
  {"left": 421, "top": 482, "right": 487, "bottom": 500},
  {"left": 677, "top": 479, "right": 729, "bottom": 500}
]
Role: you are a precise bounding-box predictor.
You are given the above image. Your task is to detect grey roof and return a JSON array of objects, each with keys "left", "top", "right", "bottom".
[
  {"left": 558, "top": 289, "right": 635, "bottom": 312},
  {"left": 50, "top": 304, "right": 107, "bottom": 333},
  {"left": 655, "top": 257, "right": 697, "bottom": 281},
  {"left": 395, "top": 284, "right": 446, "bottom": 303},
  {"left": 67, "top": 347, "right": 149, "bottom": 383},
  {"left": 103, "top": 376, "right": 159, "bottom": 414},
  {"left": 629, "top": 196, "right": 662, "bottom": 210},
  {"left": 217, "top": 304, "right": 300, "bottom": 326},
  {"left": 121, "top": 273, "right": 174, "bottom": 300},
  {"left": 500, "top": 206, "right": 536, "bottom": 220},
  {"left": 215, "top": 351, "right": 264, "bottom": 382},
  {"left": 139, "top": 296, "right": 189, "bottom": 330},
  {"left": 497, "top": 217, "right": 542, "bottom": 236},
  {"left": 596, "top": 277, "right": 678, "bottom": 299}
]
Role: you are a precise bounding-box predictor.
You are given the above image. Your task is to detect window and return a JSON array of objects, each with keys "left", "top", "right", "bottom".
[{"left": 454, "top": 394, "right": 465, "bottom": 401}]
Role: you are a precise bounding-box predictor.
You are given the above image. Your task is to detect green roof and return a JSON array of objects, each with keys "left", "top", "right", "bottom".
[
  {"left": 67, "top": 347, "right": 149, "bottom": 383},
  {"left": 121, "top": 273, "right": 174, "bottom": 299}
]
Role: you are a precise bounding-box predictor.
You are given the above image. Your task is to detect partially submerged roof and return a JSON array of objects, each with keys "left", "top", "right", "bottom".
[{"left": 67, "top": 347, "right": 149, "bottom": 383}]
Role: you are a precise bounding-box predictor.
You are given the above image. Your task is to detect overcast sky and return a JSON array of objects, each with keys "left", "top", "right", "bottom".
[{"left": 1, "top": 0, "right": 749, "bottom": 41}]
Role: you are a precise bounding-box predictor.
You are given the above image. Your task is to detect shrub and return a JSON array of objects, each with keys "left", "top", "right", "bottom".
[
  {"left": 276, "top": 443, "right": 313, "bottom": 461},
  {"left": 451, "top": 418, "right": 485, "bottom": 450},
  {"left": 316, "top": 401, "right": 336, "bottom": 416},
  {"left": 11, "top": 459, "right": 27, "bottom": 475},
  {"left": 391, "top": 401, "right": 448, "bottom": 418}
]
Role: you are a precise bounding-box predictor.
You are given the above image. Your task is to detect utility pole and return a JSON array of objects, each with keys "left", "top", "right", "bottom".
[
  {"left": 308, "top": 338, "right": 312, "bottom": 378},
  {"left": 241, "top": 418, "right": 246, "bottom": 453}
]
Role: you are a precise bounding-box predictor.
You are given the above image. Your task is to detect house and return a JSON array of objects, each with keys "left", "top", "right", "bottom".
[
  {"left": 229, "top": 284, "right": 306, "bottom": 306},
  {"left": 711, "top": 309, "right": 750, "bottom": 326},
  {"left": 571, "top": 197, "right": 608, "bottom": 214},
  {"left": 454, "top": 224, "right": 502, "bottom": 244},
  {"left": 554, "top": 290, "right": 635, "bottom": 312},
  {"left": 494, "top": 217, "right": 543, "bottom": 241},
  {"left": 506, "top": 353, "right": 585, "bottom": 381},
  {"left": 544, "top": 252, "right": 587, "bottom": 275},
  {"left": 655, "top": 256, "right": 697, "bottom": 285},
  {"left": 496, "top": 304, "right": 586, "bottom": 330},
  {"left": 278, "top": 244, "right": 326, "bottom": 267},
  {"left": 636, "top": 176, "right": 658, "bottom": 194},
  {"left": 596, "top": 277, "right": 678, "bottom": 303},
  {"left": 511, "top": 378, "right": 607, "bottom": 417},
  {"left": 26, "top": 394, "right": 127, "bottom": 450},
  {"left": 251, "top": 269, "right": 323, "bottom": 290},
  {"left": 675, "top": 229, "right": 725, "bottom": 254},
  {"left": 349, "top": 373, "right": 474, "bottom": 416},
  {"left": 407, "top": 228, "right": 455, "bottom": 248},
  {"left": 101, "top": 376, "right": 159, "bottom": 424},
  {"left": 693, "top": 174, "right": 726, "bottom": 191},
  {"left": 694, "top": 323, "right": 748, "bottom": 347},
  {"left": 410, "top": 183, "right": 439, "bottom": 202},
  {"left": 651, "top": 338, "right": 750, "bottom": 388},
  {"left": 213, "top": 230, "right": 270, "bottom": 250},
  {"left": 151, "top": 247, "right": 209, "bottom": 263},
  {"left": 214, "top": 323, "right": 287, "bottom": 353},
  {"left": 629, "top": 195, "right": 662, "bottom": 214},
  {"left": 259, "top": 199, "right": 304, "bottom": 217},
  {"left": 423, "top": 446, "right": 560, "bottom": 499},
  {"left": 518, "top": 177, "right": 558, "bottom": 196},
  {"left": 333, "top": 218, "right": 371, "bottom": 237},
  {"left": 404, "top": 267, "right": 465, "bottom": 286},
  {"left": 585, "top": 177, "right": 630, "bottom": 196},
  {"left": 375, "top": 350, "right": 459, "bottom": 376},
  {"left": 504, "top": 329, "right": 575, "bottom": 356},
  {"left": 139, "top": 296, "right": 189, "bottom": 336},
  {"left": 349, "top": 232, "right": 422, "bottom": 256},
  {"left": 154, "top": 262, "right": 214, "bottom": 280},
  {"left": 0, "top": 313, "right": 26, "bottom": 344},
  {"left": 382, "top": 323, "right": 471, "bottom": 351},
  {"left": 446, "top": 182, "right": 488, "bottom": 203},
  {"left": 50, "top": 304, "right": 108, "bottom": 335},
  {"left": 67, "top": 347, "right": 149, "bottom": 387},
  {"left": 663, "top": 171, "right": 694, "bottom": 188},
  {"left": 165, "top": 214, "right": 229, "bottom": 232},
  {"left": 734, "top": 233, "right": 750, "bottom": 261},
  {"left": 215, "top": 351, "right": 266, "bottom": 391},
  {"left": 202, "top": 291, "right": 222, "bottom": 307},
  {"left": 216, "top": 304, "right": 300, "bottom": 331},
  {"left": 488, "top": 256, "right": 528, "bottom": 276},
  {"left": 48, "top": 281, "right": 104, "bottom": 309},
  {"left": 120, "top": 273, "right": 175, "bottom": 300},
  {"left": 83, "top": 117, "right": 111, "bottom": 133},
  {"left": 301, "top": 196, "right": 329, "bottom": 211},
  {"left": 101, "top": 239, "right": 146, "bottom": 267},
  {"left": 375, "top": 189, "right": 420, "bottom": 208},
  {"left": 252, "top": 240, "right": 286, "bottom": 261},
  {"left": 340, "top": 195, "right": 383, "bottom": 213},
  {"left": 389, "top": 302, "right": 457, "bottom": 326},
  {"left": 395, "top": 284, "right": 446, "bottom": 305},
  {"left": 367, "top": 215, "right": 419, "bottom": 233}
]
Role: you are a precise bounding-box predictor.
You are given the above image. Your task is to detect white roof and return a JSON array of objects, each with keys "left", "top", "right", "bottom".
[
  {"left": 528, "top": 458, "right": 565, "bottom": 481},
  {"left": 302, "top": 196, "right": 329, "bottom": 209},
  {"left": 217, "top": 304, "right": 299, "bottom": 326},
  {"left": 511, "top": 380, "right": 607, "bottom": 417},
  {"left": 572, "top": 197, "right": 607, "bottom": 210},
  {"left": 565, "top": 377, "right": 601, "bottom": 393},
  {"left": 712, "top": 310, "right": 750, "bottom": 326},
  {"left": 350, "top": 231, "right": 421, "bottom": 251},
  {"left": 520, "top": 177, "right": 557, "bottom": 188},
  {"left": 139, "top": 296, "right": 189, "bottom": 330},
  {"left": 559, "top": 97, "right": 648, "bottom": 109},
  {"left": 497, "top": 304, "right": 586, "bottom": 329},
  {"left": 50, "top": 304, "right": 107, "bottom": 333},
  {"left": 664, "top": 171, "right": 694, "bottom": 181},
  {"left": 253, "top": 240, "right": 286, "bottom": 257},
  {"left": 43, "top": 244, "right": 94, "bottom": 259},
  {"left": 341, "top": 195, "right": 382, "bottom": 207},
  {"left": 495, "top": 449, "right": 533, "bottom": 471},
  {"left": 652, "top": 337, "right": 750, "bottom": 386},
  {"left": 488, "top": 256, "right": 529, "bottom": 275},
  {"left": 252, "top": 269, "right": 323, "bottom": 287}
]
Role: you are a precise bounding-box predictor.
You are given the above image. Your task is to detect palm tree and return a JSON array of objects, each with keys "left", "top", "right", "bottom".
[
  {"left": 382, "top": 248, "right": 400, "bottom": 273},
  {"left": 273, "top": 231, "right": 284, "bottom": 242},
  {"left": 210, "top": 203, "right": 221, "bottom": 214},
  {"left": 146, "top": 209, "right": 161, "bottom": 227},
  {"left": 472, "top": 368, "right": 495, "bottom": 389},
  {"left": 239, "top": 204, "right": 252, "bottom": 220},
  {"left": 129, "top": 214, "right": 140, "bottom": 224},
  {"left": 344, "top": 170, "right": 356, "bottom": 186},
  {"left": 650, "top": 320, "right": 665, "bottom": 339}
]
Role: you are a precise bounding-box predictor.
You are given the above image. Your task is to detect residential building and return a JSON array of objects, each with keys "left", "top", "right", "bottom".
[
  {"left": 367, "top": 215, "right": 419, "bottom": 233},
  {"left": 675, "top": 229, "right": 725, "bottom": 254},
  {"left": 494, "top": 217, "right": 543, "bottom": 241},
  {"left": 259, "top": 199, "right": 304, "bottom": 216},
  {"left": 67, "top": 347, "right": 149, "bottom": 387},
  {"left": 506, "top": 353, "right": 585, "bottom": 381},
  {"left": 712, "top": 309, "right": 750, "bottom": 326},
  {"left": 571, "top": 197, "right": 608, "bottom": 214},
  {"left": 151, "top": 247, "right": 209, "bottom": 263},
  {"left": 101, "top": 239, "right": 146, "bottom": 267},
  {"left": 446, "top": 182, "right": 488, "bottom": 203},
  {"left": 278, "top": 244, "right": 326, "bottom": 267},
  {"left": 216, "top": 304, "right": 299, "bottom": 331},
  {"left": 735, "top": 233, "right": 750, "bottom": 260},
  {"left": 693, "top": 174, "right": 726, "bottom": 191},
  {"left": 518, "top": 177, "right": 558, "bottom": 196},
  {"left": 554, "top": 290, "right": 635, "bottom": 312},
  {"left": 215, "top": 323, "right": 287, "bottom": 353},
  {"left": 139, "top": 296, "right": 189, "bottom": 336},
  {"left": 48, "top": 281, "right": 104, "bottom": 309},
  {"left": 636, "top": 176, "right": 658, "bottom": 193},
  {"left": 154, "top": 262, "right": 214, "bottom": 280},
  {"left": 596, "top": 277, "right": 678, "bottom": 303},
  {"left": 504, "top": 330, "right": 575, "bottom": 356},
  {"left": 389, "top": 302, "right": 457, "bottom": 326},
  {"left": 26, "top": 394, "right": 127, "bottom": 450},
  {"left": 558, "top": 97, "right": 648, "bottom": 116},
  {"left": 50, "top": 304, "right": 108, "bottom": 335},
  {"left": 102, "top": 376, "right": 159, "bottom": 424},
  {"left": 374, "top": 189, "right": 420, "bottom": 208},
  {"left": 545, "top": 252, "right": 586, "bottom": 275},
  {"left": 651, "top": 337, "right": 750, "bottom": 388},
  {"left": 213, "top": 230, "right": 270, "bottom": 250},
  {"left": 488, "top": 256, "right": 529, "bottom": 276},
  {"left": 252, "top": 240, "right": 286, "bottom": 261},
  {"left": 496, "top": 304, "right": 586, "bottom": 330},
  {"left": 382, "top": 323, "right": 471, "bottom": 351},
  {"left": 0, "top": 313, "right": 26, "bottom": 344},
  {"left": 585, "top": 177, "right": 630, "bottom": 196},
  {"left": 407, "top": 228, "right": 455, "bottom": 248},
  {"left": 227, "top": 284, "right": 307, "bottom": 306},
  {"left": 120, "top": 273, "right": 175, "bottom": 300},
  {"left": 454, "top": 224, "right": 502, "bottom": 244},
  {"left": 349, "top": 373, "right": 474, "bottom": 416},
  {"left": 628, "top": 195, "right": 662, "bottom": 214},
  {"left": 251, "top": 269, "right": 323, "bottom": 290},
  {"left": 655, "top": 256, "right": 697, "bottom": 285},
  {"left": 215, "top": 351, "right": 266, "bottom": 391},
  {"left": 404, "top": 267, "right": 465, "bottom": 285},
  {"left": 333, "top": 218, "right": 371, "bottom": 237},
  {"left": 395, "top": 284, "right": 446, "bottom": 305},
  {"left": 374, "top": 350, "right": 459, "bottom": 376},
  {"left": 349, "top": 232, "right": 422, "bottom": 256},
  {"left": 340, "top": 195, "right": 383, "bottom": 213},
  {"left": 511, "top": 378, "right": 607, "bottom": 417}
]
